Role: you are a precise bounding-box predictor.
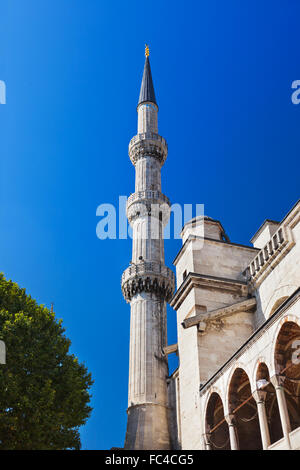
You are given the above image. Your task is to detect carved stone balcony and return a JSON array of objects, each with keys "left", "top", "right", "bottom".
[
  {"left": 121, "top": 261, "right": 175, "bottom": 303},
  {"left": 126, "top": 190, "right": 171, "bottom": 225},
  {"left": 247, "top": 226, "right": 295, "bottom": 287},
  {"left": 127, "top": 190, "right": 170, "bottom": 208},
  {"left": 129, "top": 133, "right": 168, "bottom": 166}
]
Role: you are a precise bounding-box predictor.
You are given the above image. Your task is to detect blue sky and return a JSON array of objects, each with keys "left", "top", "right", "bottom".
[{"left": 0, "top": 0, "right": 299, "bottom": 449}]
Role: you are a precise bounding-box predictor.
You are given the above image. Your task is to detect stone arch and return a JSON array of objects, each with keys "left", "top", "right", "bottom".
[
  {"left": 272, "top": 314, "right": 300, "bottom": 374},
  {"left": 252, "top": 357, "right": 269, "bottom": 388},
  {"left": 265, "top": 285, "right": 297, "bottom": 319},
  {"left": 255, "top": 362, "right": 283, "bottom": 445},
  {"left": 205, "top": 391, "right": 230, "bottom": 450},
  {"left": 203, "top": 386, "right": 224, "bottom": 421},
  {"left": 228, "top": 367, "right": 262, "bottom": 449},
  {"left": 226, "top": 362, "right": 254, "bottom": 406},
  {"left": 273, "top": 319, "right": 300, "bottom": 432}
]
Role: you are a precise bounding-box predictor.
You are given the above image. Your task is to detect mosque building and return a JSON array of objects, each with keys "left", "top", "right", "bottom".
[{"left": 121, "top": 47, "right": 300, "bottom": 450}]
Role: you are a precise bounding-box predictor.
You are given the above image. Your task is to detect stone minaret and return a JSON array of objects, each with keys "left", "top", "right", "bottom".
[{"left": 121, "top": 47, "right": 175, "bottom": 450}]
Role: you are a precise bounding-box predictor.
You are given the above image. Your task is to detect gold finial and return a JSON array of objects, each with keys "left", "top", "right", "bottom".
[{"left": 145, "top": 44, "right": 149, "bottom": 58}]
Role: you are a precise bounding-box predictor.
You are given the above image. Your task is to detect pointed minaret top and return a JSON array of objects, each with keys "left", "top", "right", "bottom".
[{"left": 138, "top": 45, "right": 157, "bottom": 107}]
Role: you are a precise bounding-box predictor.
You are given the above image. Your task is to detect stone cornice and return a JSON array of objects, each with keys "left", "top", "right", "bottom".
[
  {"left": 163, "top": 343, "right": 178, "bottom": 355},
  {"left": 182, "top": 297, "right": 256, "bottom": 329},
  {"left": 173, "top": 234, "right": 258, "bottom": 267},
  {"left": 170, "top": 272, "right": 248, "bottom": 311}
]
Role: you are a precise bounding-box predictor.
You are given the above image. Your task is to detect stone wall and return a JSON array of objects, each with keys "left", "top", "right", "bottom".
[{"left": 168, "top": 201, "right": 300, "bottom": 450}]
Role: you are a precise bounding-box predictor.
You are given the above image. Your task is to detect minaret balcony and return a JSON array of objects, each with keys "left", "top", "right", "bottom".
[
  {"left": 121, "top": 261, "right": 175, "bottom": 303},
  {"left": 129, "top": 133, "right": 168, "bottom": 166},
  {"left": 126, "top": 190, "right": 171, "bottom": 225}
]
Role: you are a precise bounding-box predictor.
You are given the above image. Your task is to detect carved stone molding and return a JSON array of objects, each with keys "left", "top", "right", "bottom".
[
  {"left": 129, "top": 133, "right": 168, "bottom": 166},
  {"left": 122, "top": 276, "right": 174, "bottom": 303},
  {"left": 121, "top": 262, "right": 175, "bottom": 303},
  {"left": 126, "top": 191, "right": 171, "bottom": 225},
  {"left": 127, "top": 190, "right": 170, "bottom": 208}
]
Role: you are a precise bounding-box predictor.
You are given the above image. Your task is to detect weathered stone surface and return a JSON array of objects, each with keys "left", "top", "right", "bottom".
[
  {"left": 167, "top": 200, "right": 300, "bottom": 450},
  {"left": 124, "top": 403, "right": 170, "bottom": 450}
]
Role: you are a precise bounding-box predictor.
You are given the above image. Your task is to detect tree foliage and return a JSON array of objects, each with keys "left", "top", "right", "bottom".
[{"left": 0, "top": 273, "right": 93, "bottom": 450}]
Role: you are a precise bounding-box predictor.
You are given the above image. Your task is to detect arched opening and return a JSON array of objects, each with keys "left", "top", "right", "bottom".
[
  {"left": 274, "top": 321, "right": 300, "bottom": 432},
  {"left": 228, "top": 368, "right": 262, "bottom": 449},
  {"left": 269, "top": 296, "right": 289, "bottom": 317},
  {"left": 205, "top": 392, "right": 230, "bottom": 450},
  {"left": 256, "top": 363, "right": 283, "bottom": 445}
]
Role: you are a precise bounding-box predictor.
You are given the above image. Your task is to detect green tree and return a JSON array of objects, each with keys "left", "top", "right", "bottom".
[{"left": 0, "top": 273, "right": 93, "bottom": 450}]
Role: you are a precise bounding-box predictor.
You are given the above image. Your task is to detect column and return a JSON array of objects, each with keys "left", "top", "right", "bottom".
[
  {"left": 252, "top": 390, "right": 271, "bottom": 450},
  {"left": 270, "top": 375, "right": 291, "bottom": 449},
  {"left": 202, "top": 433, "right": 212, "bottom": 450},
  {"left": 225, "top": 414, "right": 239, "bottom": 450}
]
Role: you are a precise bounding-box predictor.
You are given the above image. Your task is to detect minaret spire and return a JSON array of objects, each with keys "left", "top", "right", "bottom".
[
  {"left": 138, "top": 44, "right": 157, "bottom": 107},
  {"left": 121, "top": 50, "right": 174, "bottom": 449}
]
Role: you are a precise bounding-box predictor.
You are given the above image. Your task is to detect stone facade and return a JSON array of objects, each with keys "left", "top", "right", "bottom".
[
  {"left": 121, "top": 52, "right": 300, "bottom": 450},
  {"left": 168, "top": 200, "right": 300, "bottom": 450}
]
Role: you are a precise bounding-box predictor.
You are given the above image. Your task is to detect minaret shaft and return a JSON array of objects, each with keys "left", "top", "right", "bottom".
[
  {"left": 135, "top": 157, "right": 162, "bottom": 192},
  {"left": 138, "top": 103, "right": 158, "bottom": 134},
  {"left": 121, "top": 55, "right": 174, "bottom": 450},
  {"left": 131, "top": 215, "right": 164, "bottom": 264}
]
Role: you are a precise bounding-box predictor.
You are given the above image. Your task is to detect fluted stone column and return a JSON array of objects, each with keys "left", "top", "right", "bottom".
[
  {"left": 253, "top": 390, "right": 271, "bottom": 450},
  {"left": 121, "top": 52, "right": 175, "bottom": 449},
  {"left": 270, "top": 375, "right": 291, "bottom": 449},
  {"left": 225, "top": 414, "right": 239, "bottom": 450}
]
